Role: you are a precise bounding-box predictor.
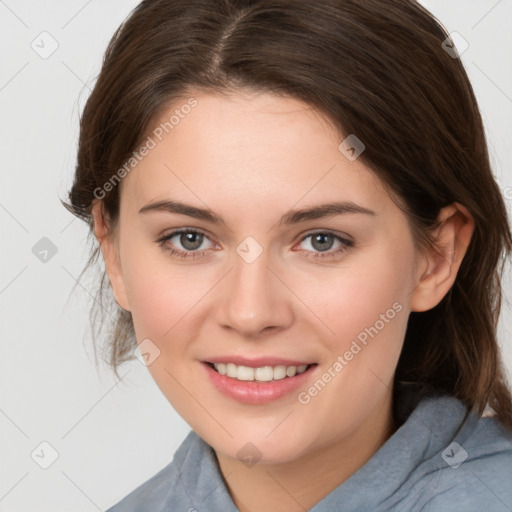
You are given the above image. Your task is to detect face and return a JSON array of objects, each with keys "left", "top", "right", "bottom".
[{"left": 97, "top": 90, "right": 430, "bottom": 465}]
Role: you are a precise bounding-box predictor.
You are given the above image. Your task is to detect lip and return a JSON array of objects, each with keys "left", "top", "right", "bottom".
[
  {"left": 201, "top": 361, "right": 319, "bottom": 404},
  {"left": 203, "top": 356, "right": 315, "bottom": 368}
]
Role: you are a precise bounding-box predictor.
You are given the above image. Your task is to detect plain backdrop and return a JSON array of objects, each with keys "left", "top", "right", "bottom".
[{"left": 1, "top": 1, "right": 511, "bottom": 510}]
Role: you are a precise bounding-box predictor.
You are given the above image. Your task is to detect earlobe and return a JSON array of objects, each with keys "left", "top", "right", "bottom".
[
  {"left": 91, "top": 201, "right": 131, "bottom": 312},
  {"left": 410, "top": 202, "right": 474, "bottom": 312}
]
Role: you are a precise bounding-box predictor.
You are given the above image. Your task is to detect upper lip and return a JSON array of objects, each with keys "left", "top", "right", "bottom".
[{"left": 203, "top": 356, "right": 316, "bottom": 368}]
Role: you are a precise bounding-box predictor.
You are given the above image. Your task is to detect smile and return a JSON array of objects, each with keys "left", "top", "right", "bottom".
[
  {"left": 207, "top": 362, "right": 312, "bottom": 382},
  {"left": 202, "top": 361, "right": 319, "bottom": 404}
]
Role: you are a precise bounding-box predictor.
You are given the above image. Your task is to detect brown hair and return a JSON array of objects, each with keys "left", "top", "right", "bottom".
[{"left": 62, "top": 0, "right": 512, "bottom": 431}]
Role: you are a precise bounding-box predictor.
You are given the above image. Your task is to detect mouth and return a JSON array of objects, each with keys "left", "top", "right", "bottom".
[
  {"left": 204, "top": 361, "right": 318, "bottom": 382},
  {"left": 202, "top": 360, "right": 319, "bottom": 404}
]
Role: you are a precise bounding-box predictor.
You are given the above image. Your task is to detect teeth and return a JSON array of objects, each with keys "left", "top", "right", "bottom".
[
  {"left": 255, "top": 366, "right": 273, "bottom": 381},
  {"left": 212, "top": 362, "right": 310, "bottom": 381},
  {"left": 226, "top": 363, "right": 237, "bottom": 378},
  {"left": 237, "top": 365, "right": 254, "bottom": 381},
  {"left": 286, "top": 366, "right": 297, "bottom": 377}
]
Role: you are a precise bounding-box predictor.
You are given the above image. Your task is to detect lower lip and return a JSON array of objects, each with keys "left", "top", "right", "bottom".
[{"left": 202, "top": 362, "right": 318, "bottom": 404}]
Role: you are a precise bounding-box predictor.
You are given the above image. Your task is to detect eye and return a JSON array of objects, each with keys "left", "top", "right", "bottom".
[
  {"left": 156, "top": 229, "right": 217, "bottom": 259},
  {"left": 296, "top": 231, "right": 353, "bottom": 260}
]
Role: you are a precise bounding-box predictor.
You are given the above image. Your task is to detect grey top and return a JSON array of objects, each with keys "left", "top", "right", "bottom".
[{"left": 106, "top": 383, "right": 512, "bottom": 511}]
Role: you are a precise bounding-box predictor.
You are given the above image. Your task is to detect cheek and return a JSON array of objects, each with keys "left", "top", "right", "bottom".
[
  {"left": 118, "top": 244, "right": 216, "bottom": 431},
  {"left": 292, "top": 250, "right": 411, "bottom": 431},
  {"left": 120, "top": 242, "right": 191, "bottom": 341},
  {"left": 120, "top": 241, "right": 218, "bottom": 362},
  {"left": 297, "top": 253, "right": 411, "bottom": 347}
]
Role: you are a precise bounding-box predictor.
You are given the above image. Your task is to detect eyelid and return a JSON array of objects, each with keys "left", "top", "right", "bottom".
[
  {"left": 157, "top": 227, "right": 352, "bottom": 244},
  {"left": 298, "top": 228, "right": 353, "bottom": 243},
  {"left": 156, "top": 227, "right": 218, "bottom": 248}
]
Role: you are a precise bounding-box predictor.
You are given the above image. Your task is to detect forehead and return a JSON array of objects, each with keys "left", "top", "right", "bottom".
[{"left": 120, "top": 91, "right": 389, "bottom": 216}]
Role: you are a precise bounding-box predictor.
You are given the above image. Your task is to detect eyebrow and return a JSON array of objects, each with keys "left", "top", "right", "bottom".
[{"left": 138, "top": 199, "right": 376, "bottom": 226}]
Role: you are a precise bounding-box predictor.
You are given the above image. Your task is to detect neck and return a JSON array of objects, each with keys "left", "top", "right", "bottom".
[{"left": 215, "top": 392, "right": 397, "bottom": 512}]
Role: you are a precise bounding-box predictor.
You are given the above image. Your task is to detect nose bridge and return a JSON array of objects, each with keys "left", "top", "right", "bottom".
[{"left": 215, "top": 240, "right": 293, "bottom": 335}]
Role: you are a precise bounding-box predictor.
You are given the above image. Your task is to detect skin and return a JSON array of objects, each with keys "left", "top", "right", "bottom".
[{"left": 92, "top": 89, "right": 474, "bottom": 512}]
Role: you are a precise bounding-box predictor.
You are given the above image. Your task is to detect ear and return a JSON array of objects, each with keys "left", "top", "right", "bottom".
[
  {"left": 91, "top": 200, "right": 131, "bottom": 312},
  {"left": 410, "top": 202, "right": 474, "bottom": 312}
]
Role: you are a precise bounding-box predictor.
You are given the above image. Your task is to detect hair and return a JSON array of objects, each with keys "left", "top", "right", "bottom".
[{"left": 62, "top": 0, "right": 512, "bottom": 432}]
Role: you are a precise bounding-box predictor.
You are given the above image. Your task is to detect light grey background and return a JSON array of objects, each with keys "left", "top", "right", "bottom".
[{"left": 1, "top": 1, "right": 511, "bottom": 510}]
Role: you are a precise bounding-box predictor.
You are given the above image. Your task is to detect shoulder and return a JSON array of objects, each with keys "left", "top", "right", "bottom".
[
  {"left": 418, "top": 416, "right": 512, "bottom": 512},
  {"left": 105, "top": 431, "right": 200, "bottom": 512}
]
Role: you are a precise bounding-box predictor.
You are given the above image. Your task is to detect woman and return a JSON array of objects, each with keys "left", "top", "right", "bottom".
[{"left": 63, "top": 0, "right": 512, "bottom": 510}]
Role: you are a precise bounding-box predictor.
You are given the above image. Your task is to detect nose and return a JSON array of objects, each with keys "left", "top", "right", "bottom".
[{"left": 214, "top": 248, "right": 295, "bottom": 338}]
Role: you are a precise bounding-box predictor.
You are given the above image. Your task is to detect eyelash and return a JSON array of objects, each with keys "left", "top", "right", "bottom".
[{"left": 156, "top": 228, "right": 354, "bottom": 261}]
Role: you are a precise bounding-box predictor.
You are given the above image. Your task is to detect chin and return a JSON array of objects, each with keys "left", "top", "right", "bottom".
[{"left": 204, "top": 427, "right": 312, "bottom": 466}]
